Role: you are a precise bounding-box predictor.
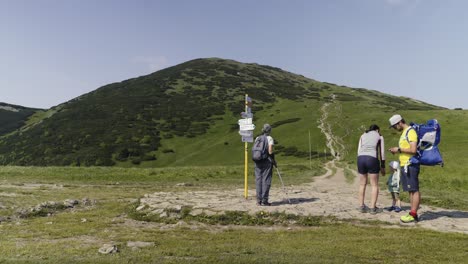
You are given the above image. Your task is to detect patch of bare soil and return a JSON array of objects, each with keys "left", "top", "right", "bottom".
[{"left": 138, "top": 161, "right": 468, "bottom": 234}]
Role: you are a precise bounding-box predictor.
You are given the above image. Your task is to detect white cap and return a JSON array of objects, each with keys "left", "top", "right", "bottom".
[
  {"left": 389, "top": 114, "right": 402, "bottom": 127},
  {"left": 389, "top": 161, "right": 400, "bottom": 170}
]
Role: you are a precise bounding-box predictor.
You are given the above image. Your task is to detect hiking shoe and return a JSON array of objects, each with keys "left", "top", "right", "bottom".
[
  {"left": 400, "top": 213, "right": 418, "bottom": 223},
  {"left": 386, "top": 206, "right": 396, "bottom": 212},
  {"left": 369, "top": 207, "right": 383, "bottom": 215},
  {"left": 358, "top": 205, "right": 369, "bottom": 213},
  {"left": 394, "top": 206, "right": 402, "bottom": 213}
]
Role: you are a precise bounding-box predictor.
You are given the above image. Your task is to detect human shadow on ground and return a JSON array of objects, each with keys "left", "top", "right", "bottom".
[
  {"left": 419, "top": 210, "right": 468, "bottom": 221},
  {"left": 272, "top": 198, "right": 319, "bottom": 206}
]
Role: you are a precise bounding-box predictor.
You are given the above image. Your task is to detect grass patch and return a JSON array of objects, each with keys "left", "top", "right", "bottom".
[{"left": 0, "top": 166, "right": 466, "bottom": 263}]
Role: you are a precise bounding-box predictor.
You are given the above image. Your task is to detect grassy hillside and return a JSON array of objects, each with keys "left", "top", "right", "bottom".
[
  {"left": 0, "top": 102, "right": 42, "bottom": 136},
  {"left": 317, "top": 92, "right": 468, "bottom": 210},
  {"left": 0, "top": 58, "right": 443, "bottom": 167}
]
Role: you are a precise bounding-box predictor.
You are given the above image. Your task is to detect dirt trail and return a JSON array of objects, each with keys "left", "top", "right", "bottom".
[
  {"left": 140, "top": 160, "right": 468, "bottom": 234},
  {"left": 139, "top": 99, "right": 468, "bottom": 234}
]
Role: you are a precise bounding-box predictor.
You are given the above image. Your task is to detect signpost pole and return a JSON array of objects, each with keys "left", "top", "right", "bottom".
[
  {"left": 244, "top": 94, "right": 249, "bottom": 199},
  {"left": 239, "top": 94, "right": 253, "bottom": 199}
]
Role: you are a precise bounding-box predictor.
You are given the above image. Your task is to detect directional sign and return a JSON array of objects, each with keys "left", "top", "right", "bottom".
[
  {"left": 238, "top": 118, "right": 252, "bottom": 125},
  {"left": 238, "top": 117, "right": 255, "bottom": 131},
  {"left": 239, "top": 130, "right": 253, "bottom": 137},
  {"left": 242, "top": 136, "right": 254, "bottom": 143},
  {"left": 239, "top": 124, "right": 255, "bottom": 131}
]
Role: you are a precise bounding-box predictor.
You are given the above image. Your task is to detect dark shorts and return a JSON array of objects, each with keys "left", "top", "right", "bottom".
[
  {"left": 357, "top": 155, "right": 380, "bottom": 174},
  {"left": 401, "top": 164, "right": 420, "bottom": 192}
]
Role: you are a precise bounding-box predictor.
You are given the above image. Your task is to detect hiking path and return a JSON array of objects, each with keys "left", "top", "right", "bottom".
[{"left": 139, "top": 98, "right": 468, "bottom": 234}]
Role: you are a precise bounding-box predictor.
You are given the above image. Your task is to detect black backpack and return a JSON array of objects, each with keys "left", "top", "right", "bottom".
[{"left": 252, "top": 135, "right": 269, "bottom": 162}]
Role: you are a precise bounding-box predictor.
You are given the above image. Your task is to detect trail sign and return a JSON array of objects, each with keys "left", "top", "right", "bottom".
[
  {"left": 239, "top": 124, "right": 255, "bottom": 131},
  {"left": 239, "top": 130, "right": 254, "bottom": 137},
  {"left": 238, "top": 117, "right": 252, "bottom": 125},
  {"left": 242, "top": 136, "right": 253, "bottom": 142},
  {"left": 241, "top": 94, "right": 255, "bottom": 198},
  {"left": 238, "top": 118, "right": 255, "bottom": 131}
]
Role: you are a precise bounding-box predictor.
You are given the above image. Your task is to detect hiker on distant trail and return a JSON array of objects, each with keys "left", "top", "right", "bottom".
[
  {"left": 357, "top": 124, "right": 386, "bottom": 214},
  {"left": 253, "top": 124, "right": 276, "bottom": 206},
  {"left": 385, "top": 160, "right": 402, "bottom": 212},
  {"left": 388, "top": 114, "right": 420, "bottom": 223}
]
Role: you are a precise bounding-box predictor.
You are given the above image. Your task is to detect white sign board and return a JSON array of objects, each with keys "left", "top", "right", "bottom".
[
  {"left": 239, "top": 130, "right": 253, "bottom": 137},
  {"left": 238, "top": 118, "right": 252, "bottom": 125},
  {"left": 239, "top": 124, "right": 255, "bottom": 131}
]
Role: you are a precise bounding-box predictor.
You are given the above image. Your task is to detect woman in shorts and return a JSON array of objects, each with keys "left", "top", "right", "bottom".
[{"left": 357, "top": 124, "right": 386, "bottom": 214}]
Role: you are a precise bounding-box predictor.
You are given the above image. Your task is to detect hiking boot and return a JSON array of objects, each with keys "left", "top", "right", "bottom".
[
  {"left": 386, "top": 206, "right": 396, "bottom": 212},
  {"left": 358, "top": 205, "right": 369, "bottom": 213},
  {"left": 400, "top": 213, "right": 418, "bottom": 223},
  {"left": 394, "top": 206, "right": 402, "bottom": 213},
  {"left": 369, "top": 207, "right": 383, "bottom": 215}
]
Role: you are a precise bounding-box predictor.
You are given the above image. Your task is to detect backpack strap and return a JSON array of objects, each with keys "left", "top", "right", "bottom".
[
  {"left": 262, "top": 134, "right": 269, "bottom": 155},
  {"left": 405, "top": 127, "right": 421, "bottom": 164},
  {"left": 405, "top": 127, "right": 416, "bottom": 144},
  {"left": 406, "top": 126, "right": 423, "bottom": 150}
]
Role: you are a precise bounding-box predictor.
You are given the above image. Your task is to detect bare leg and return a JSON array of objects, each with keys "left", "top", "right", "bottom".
[
  {"left": 358, "top": 174, "right": 368, "bottom": 206},
  {"left": 395, "top": 193, "right": 401, "bottom": 208},
  {"left": 410, "top": 191, "right": 420, "bottom": 213},
  {"left": 369, "top": 173, "right": 379, "bottom": 208},
  {"left": 391, "top": 192, "right": 396, "bottom": 206}
]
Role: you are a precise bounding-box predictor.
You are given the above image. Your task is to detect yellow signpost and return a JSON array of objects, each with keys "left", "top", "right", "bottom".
[
  {"left": 238, "top": 94, "right": 254, "bottom": 199},
  {"left": 244, "top": 94, "right": 249, "bottom": 198}
]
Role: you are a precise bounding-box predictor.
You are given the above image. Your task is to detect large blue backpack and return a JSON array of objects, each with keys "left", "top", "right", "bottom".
[{"left": 406, "top": 119, "right": 443, "bottom": 166}]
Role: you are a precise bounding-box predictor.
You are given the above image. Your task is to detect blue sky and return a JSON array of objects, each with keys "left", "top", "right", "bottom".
[{"left": 1, "top": 0, "right": 466, "bottom": 109}]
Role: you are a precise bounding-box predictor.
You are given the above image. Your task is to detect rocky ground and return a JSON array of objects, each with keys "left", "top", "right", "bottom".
[{"left": 138, "top": 160, "right": 468, "bottom": 234}]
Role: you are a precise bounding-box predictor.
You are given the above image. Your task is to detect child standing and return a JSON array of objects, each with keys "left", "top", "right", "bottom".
[{"left": 386, "top": 161, "right": 402, "bottom": 212}]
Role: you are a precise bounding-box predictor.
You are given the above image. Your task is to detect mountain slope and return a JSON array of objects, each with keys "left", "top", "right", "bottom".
[
  {"left": 0, "top": 58, "right": 445, "bottom": 166},
  {"left": 0, "top": 103, "right": 42, "bottom": 136}
]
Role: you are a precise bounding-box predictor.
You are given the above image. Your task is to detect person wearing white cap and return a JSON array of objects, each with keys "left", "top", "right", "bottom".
[
  {"left": 357, "top": 124, "right": 386, "bottom": 214},
  {"left": 388, "top": 114, "right": 420, "bottom": 223}
]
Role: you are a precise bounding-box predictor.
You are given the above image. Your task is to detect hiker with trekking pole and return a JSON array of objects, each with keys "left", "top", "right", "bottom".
[{"left": 252, "top": 123, "right": 291, "bottom": 206}]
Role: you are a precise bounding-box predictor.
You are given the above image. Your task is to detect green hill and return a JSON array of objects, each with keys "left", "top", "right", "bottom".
[
  {"left": 0, "top": 58, "right": 445, "bottom": 166},
  {"left": 0, "top": 103, "right": 42, "bottom": 136}
]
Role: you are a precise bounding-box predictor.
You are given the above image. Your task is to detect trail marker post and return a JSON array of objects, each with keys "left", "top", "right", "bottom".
[{"left": 238, "top": 94, "right": 254, "bottom": 198}]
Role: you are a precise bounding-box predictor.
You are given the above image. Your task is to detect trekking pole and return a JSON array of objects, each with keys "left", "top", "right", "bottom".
[{"left": 274, "top": 165, "right": 291, "bottom": 204}]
